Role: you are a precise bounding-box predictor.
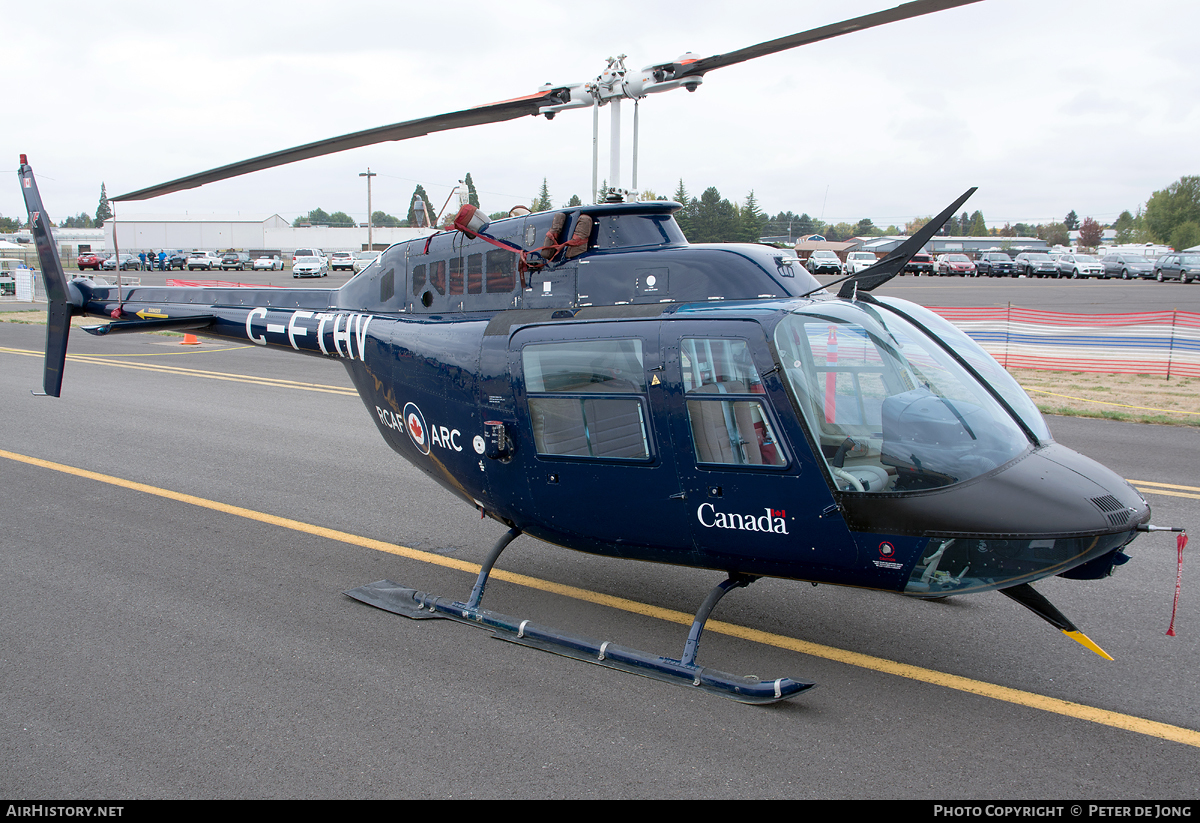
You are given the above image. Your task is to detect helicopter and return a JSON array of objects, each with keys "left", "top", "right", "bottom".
[{"left": 16, "top": 0, "right": 1172, "bottom": 704}]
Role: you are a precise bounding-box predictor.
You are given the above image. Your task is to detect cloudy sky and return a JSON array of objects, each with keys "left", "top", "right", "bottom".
[{"left": 6, "top": 0, "right": 1198, "bottom": 232}]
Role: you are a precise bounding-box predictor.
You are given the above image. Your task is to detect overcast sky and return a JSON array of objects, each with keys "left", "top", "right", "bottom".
[{"left": 6, "top": 0, "right": 1198, "bottom": 232}]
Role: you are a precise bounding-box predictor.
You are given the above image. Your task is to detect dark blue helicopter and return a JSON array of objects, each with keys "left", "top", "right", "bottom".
[{"left": 16, "top": 0, "right": 1168, "bottom": 703}]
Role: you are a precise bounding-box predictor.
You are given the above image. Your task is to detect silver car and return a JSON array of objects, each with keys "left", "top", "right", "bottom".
[
  {"left": 292, "top": 256, "right": 328, "bottom": 278},
  {"left": 353, "top": 251, "right": 382, "bottom": 273},
  {"left": 1055, "top": 253, "right": 1103, "bottom": 279},
  {"left": 1100, "top": 252, "right": 1153, "bottom": 280}
]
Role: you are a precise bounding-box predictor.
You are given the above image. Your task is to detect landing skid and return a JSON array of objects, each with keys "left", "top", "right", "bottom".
[{"left": 345, "top": 529, "right": 815, "bottom": 705}]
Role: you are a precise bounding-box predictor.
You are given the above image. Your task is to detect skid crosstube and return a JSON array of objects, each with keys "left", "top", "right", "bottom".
[{"left": 344, "top": 579, "right": 815, "bottom": 705}]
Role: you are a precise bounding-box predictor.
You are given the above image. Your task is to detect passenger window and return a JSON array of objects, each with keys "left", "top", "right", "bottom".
[
  {"left": 523, "top": 339, "right": 650, "bottom": 460},
  {"left": 467, "top": 253, "right": 483, "bottom": 294},
  {"left": 429, "top": 260, "right": 446, "bottom": 295},
  {"left": 486, "top": 249, "right": 516, "bottom": 293},
  {"left": 681, "top": 338, "right": 785, "bottom": 467},
  {"left": 412, "top": 264, "right": 426, "bottom": 296}
]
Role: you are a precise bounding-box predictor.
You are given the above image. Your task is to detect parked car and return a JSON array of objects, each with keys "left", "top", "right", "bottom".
[
  {"left": 102, "top": 253, "right": 142, "bottom": 271},
  {"left": 1151, "top": 253, "right": 1200, "bottom": 283},
  {"left": 220, "top": 252, "right": 251, "bottom": 271},
  {"left": 353, "top": 251, "right": 382, "bottom": 273},
  {"left": 1100, "top": 252, "right": 1154, "bottom": 280},
  {"left": 292, "top": 255, "right": 328, "bottom": 278},
  {"left": 166, "top": 251, "right": 188, "bottom": 270},
  {"left": 77, "top": 252, "right": 105, "bottom": 271},
  {"left": 975, "top": 252, "right": 1016, "bottom": 277},
  {"left": 935, "top": 253, "right": 976, "bottom": 276},
  {"left": 330, "top": 251, "right": 355, "bottom": 271},
  {"left": 1055, "top": 253, "right": 1104, "bottom": 279},
  {"left": 253, "top": 255, "right": 283, "bottom": 271},
  {"left": 843, "top": 251, "right": 877, "bottom": 274},
  {"left": 187, "top": 251, "right": 222, "bottom": 271},
  {"left": 1013, "top": 252, "right": 1057, "bottom": 278},
  {"left": 902, "top": 252, "right": 934, "bottom": 275},
  {"left": 292, "top": 248, "right": 325, "bottom": 267},
  {"left": 805, "top": 250, "right": 842, "bottom": 274}
]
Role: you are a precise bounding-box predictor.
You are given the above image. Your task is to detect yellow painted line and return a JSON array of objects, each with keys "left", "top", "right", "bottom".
[
  {"left": 1129, "top": 479, "right": 1200, "bottom": 493},
  {"left": 2, "top": 446, "right": 1198, "bottom": 749},
  {"left": 0, "top": 344, "right": 250, "bottom": 359},
  {"left": 1133, "top": 488, "right": 1200, "bottom": 501},
  {"left": 1127, "top": 479, "right": 1200, "bottom": 501},
  {"left": 1024, "top": 387, "right": 1200, "bottom": 416},
  {"left": 68, "top": 345, "right": 252, "bottom": 358},
  {"left": 0, "top": 346, "right": 358, "bottom": 396}
]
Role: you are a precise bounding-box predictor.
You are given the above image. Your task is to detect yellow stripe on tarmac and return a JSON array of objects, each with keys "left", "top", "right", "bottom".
[
  {"left": 2, "top": 447, "right": 1198, "bottom": 749},
  {"left": 0, "top": 346, "right": 358, "bottom": 396},
  {"left": 1025, "top": 387, "right": 1200, "bottom": 416},
  {"left": 1128, "top": 479, "right": 1200, "bottom": 501}
]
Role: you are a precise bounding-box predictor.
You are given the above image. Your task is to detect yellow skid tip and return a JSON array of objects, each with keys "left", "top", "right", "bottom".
[{"left": 1064, "top": 630, "right": 1114, "bottom": 660}]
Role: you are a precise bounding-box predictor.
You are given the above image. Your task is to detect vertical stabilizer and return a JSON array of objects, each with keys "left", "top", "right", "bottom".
[{"left": 17, "top": 156, "right": 81, "bottom": 397}]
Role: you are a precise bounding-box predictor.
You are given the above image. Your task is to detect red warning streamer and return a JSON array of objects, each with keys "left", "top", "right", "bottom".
[{"left": 1167, "top": 531, "right": 1187, "bottom": 637}]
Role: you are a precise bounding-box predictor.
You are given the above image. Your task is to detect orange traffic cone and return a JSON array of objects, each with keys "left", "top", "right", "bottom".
[{"left": 181, "top": 334, "right": 200, "bottom": 346}]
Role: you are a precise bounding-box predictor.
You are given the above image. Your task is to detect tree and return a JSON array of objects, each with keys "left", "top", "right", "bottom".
[
  {"left": 1079, "top": 216, "right": 1103, "bottom": 248},
  {"left": 1169, "top": 221, "right": 1200, "bottom": 251},
  {"left": 905, "top": 216, "right": 930, "bottom": 235},
  {"left": 1112, "top": 210, "right": 1136, "bottom": 243},
  {"left": 672, "top": 180, "right": 693, "bottom": 237},
  {"left": 1144, "top": 176, "right": 1200, "bottom": 245},
  {"left": 740, "top": 191, "right": 765, "bottom": 243},
  {"left": 689, "top": 187, "right": 740, "bottom": 243},
  {"left": 62, "top": 212, "right": 95, "bottom": 228},
  {"left": 463, "top": 173, "right": 480, "bottom": 209},
  {"left": 95, "top": 183, "right": 112, "bottom": 227},
  {"left": 532, "top": 178, "right": 552, "bottom": 212},
  {"left": 327, "top": 211, "right": 355, "bottom": 228},
  {"left": 566, "top": 194, "right": 582, "bottom": 208},
  {"left": 1063, "top": 210, "right": 1079, "bottom": 231},
  {"left": 1037, "top": 222, "right": 1070, "bottom": 247},
  {"left": 372, "top": 210, "right": 402, "bottom": 228},
  {"left": 293, "top": 208, "right": 330, "bottom": 227},
  {"left": 0, "top": 214, "right": 20, "bottom": 233},
  {"left": 968, "top": 210, "right": 988, "bottom": 236},
  {"left": 853, "top": 218, "right": 878, "bottom": 237}
]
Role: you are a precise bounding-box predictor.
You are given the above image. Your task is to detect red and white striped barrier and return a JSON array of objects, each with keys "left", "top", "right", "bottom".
[{"left": 930, "top": 307, "right": 1200, "bottom": 379}]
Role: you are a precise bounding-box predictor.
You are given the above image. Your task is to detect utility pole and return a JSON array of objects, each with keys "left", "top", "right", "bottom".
[{"left": 359, "top": 168, "right": 377, "bottom": 251}]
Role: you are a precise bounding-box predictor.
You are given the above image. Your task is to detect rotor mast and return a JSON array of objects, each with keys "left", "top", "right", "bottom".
[{"left": 539, "top": 52, "right": 704, "bottom": 203}]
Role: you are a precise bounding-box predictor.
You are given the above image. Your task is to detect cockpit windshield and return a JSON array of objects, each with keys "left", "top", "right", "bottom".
[{"left": 773, "top": 300, "right": 1032, "bottom": 493}]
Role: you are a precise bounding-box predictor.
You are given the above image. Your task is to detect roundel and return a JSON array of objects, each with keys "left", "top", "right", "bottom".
[
  {"left": 878, "top": 541, "right": 896, "bottom": 560},
  {"left": 403, "top": 402, "right": 430, "bottom": 455}
]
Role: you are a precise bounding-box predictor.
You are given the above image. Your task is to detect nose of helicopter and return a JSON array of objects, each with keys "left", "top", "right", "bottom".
[{"left": 838, "top": 442, "right": 1149, "bottom": 597}]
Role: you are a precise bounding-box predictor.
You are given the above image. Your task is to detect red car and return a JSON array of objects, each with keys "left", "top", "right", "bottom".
[
  {"left": 77, "top": 252, "right": 104, "bottom": 271},
  {"left": 935, "top": 253, "right": 977, "bottom": 276}
]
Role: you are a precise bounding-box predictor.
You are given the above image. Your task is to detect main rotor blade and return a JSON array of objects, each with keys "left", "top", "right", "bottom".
[
  {"left": 680, "top": 0, "right": 983, "bottom": 77},
  {"left": 113, "top": 92, "right": 560, "bottom": 202}
]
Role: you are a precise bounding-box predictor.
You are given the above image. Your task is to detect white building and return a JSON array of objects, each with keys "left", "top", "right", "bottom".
[{"left": 103, "top": 214, "right": 433, "bottom": 253}]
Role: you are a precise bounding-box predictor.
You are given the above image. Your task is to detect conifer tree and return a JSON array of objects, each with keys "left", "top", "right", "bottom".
[{"left": 95, "top": 183, "right": 112, "bottom": 227}]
